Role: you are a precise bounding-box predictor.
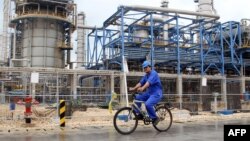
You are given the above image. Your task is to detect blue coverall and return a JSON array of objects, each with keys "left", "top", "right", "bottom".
[{"left": 135, "top": 69, "right": 163, "bottom": 120}]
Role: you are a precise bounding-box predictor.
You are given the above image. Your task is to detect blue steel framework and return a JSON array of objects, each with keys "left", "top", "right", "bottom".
[{"left": 86, "top": 6, "right": 244, "bottom": 76}]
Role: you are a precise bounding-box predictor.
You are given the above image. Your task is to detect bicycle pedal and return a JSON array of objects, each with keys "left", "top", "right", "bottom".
[{"left": 144, "top": 117, "right": 151, "bottom": 122}]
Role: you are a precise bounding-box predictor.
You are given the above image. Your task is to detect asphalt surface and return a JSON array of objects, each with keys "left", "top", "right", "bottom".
[{"left": 0, "top": 119, "right": 249, "bottom": 141}]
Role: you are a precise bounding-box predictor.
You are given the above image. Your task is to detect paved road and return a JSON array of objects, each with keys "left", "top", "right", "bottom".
[{"left": 0, "top": 119, "right": 249, "bottom": 141}]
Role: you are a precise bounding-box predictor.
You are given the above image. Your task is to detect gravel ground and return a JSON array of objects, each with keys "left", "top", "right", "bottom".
[{"left": 0, "top": 104, "right": 250, "bottom": 134}]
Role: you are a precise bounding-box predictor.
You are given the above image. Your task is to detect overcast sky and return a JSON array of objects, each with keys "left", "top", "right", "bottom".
[
  {"left": 1, "top": 0, "right": 250, "bottom": 62},
  {"left": 1, "top": 0, "right": 249, "bottom": 32},
  {"left": 74, "top": 0, "right": 250, "bottom": 27}
]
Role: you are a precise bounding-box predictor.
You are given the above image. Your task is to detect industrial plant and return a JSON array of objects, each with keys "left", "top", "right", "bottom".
[{"left": 0, "top": 0, "right": 250, "bottom": 117}]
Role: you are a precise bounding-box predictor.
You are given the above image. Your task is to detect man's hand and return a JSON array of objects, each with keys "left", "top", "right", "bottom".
[
  {"left": 137, "top": 82, "right": 149, "bottom": 92},
  {"left": 137, "top": 87, "right": 144, "bottom": 92},
  {"left": 129, "top": 87, "right": 135, "bottom": 91}
]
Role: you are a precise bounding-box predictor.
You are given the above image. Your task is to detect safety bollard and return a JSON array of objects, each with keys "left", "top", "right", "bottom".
[
  {"left": 59, "top": 100, "right": 66, "bottom": 127},
  {"left": 212, "top": 92, "right": 219, "bottom": 114}
]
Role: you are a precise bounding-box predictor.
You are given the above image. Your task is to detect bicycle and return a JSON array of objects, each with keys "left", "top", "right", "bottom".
[{"left": 113, "top": 93, "right": 173, "bottom": 135}]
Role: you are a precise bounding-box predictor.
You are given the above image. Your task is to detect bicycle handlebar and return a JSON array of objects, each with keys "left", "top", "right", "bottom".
[{"left": 131, "top": 93, "right": 136, "bottom": 99}]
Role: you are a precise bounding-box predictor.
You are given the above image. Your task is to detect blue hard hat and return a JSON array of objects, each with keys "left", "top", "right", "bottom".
[{"left": 142, "top": 61, "right": 151, "bottom": 68}]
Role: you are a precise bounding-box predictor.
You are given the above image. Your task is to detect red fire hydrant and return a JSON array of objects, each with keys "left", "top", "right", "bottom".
[
  {"left": 24, "top": 97, "right": 32, "bottom": 116},
  {"left": 17, "top": 96, "right": 39, "bottom": 124}
]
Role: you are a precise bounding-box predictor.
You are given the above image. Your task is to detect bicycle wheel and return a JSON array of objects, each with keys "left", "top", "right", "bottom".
[
  {"left": 153, "top": 105, "right": 172, "bottom": 132},
  {"left": 113, "top": 107, "right": 138, "bottom": 135}
]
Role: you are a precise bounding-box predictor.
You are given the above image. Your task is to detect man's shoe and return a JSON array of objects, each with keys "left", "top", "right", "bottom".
[
  {"left": 153, "top": 118, "right": 160, "bottom": 125},
  {"left": 133, "top": 114, "right": 144, "bottom": 120}
]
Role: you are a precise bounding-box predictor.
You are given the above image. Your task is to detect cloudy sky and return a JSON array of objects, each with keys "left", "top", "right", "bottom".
[
  {"left": 1, "top": 0, "right": 249, "bottom": 62},
  {"left": 74, "top": 0, "right": 250, "bottom": 27},
  {"left": 1, "top": 0, "right": 249, "bottom": 32}
]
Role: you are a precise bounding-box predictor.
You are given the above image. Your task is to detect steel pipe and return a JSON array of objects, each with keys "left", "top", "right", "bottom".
[
  {"left": 77, "top": 25, "right": 102, "bottom": 30},
  {"left": 40, "top": 0, "right": 71, "bottom": 5},
  {"left": 121, "top": 5, "right": 220, "bottom": 20},
  {"left": 144, "top": 16, "right": 164, "bottom": 23}
]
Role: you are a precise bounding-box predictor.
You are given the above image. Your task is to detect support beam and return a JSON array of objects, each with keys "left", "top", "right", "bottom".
[
  {"left": 221, "top": 77, "right": 227, "bottom": 110},
  {"left": 72, "top": 73, "right": 77, "bottom": 99},
  {"left": 177, "top": 75, "right": 183, "bottom": 109}
]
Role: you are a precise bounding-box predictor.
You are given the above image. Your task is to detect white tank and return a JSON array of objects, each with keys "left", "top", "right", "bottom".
[
  {"left": 197, "top": 0, "right": 214, "bottom": 14},
  {"left": 133, "top": 22, "right": 149, "bottom": 43},
  {"left": 11, "top": 0, "right": 76, "bottom": 68},
  {"left": 161, "top": 0, "right": 169, "bottom": 45},
  {"left": 22, "top": 19, "right": 65, "bottom": 68},
  {"left": 77, "top": 12, "right": 86, "bottom": 68},
  {"left": 195, "top": 0, "right": 217, "bottom": 43},
  {"left": 0, "top": 0, "right": 11, "bottom": 65}
]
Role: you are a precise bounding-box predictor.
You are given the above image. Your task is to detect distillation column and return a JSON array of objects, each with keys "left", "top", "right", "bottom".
[
  {"left": 76, "top": 12, "right": 86, "bottom": 68},
  {"left": 10, "top": 0, "right": 76, "bottom": 68},
  {"left": 195, "top": 0, "right": 216, "bottom": 24},
  {"left": 161, "top": 0, "right": 169, "bottom": 45},
  {"left": 0, "top": 0, "right": 11, "bottom": 66}
]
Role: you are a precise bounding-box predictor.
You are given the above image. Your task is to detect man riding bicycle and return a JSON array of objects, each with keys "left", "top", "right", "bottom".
[{"left": 129, "top": 61, "right": 163, "bottom": 125}]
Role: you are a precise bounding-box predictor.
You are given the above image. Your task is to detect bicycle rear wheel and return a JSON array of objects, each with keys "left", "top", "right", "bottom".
[
  {"left": 153, "top": 105, "right": 172, "bottom": 132},
  {"left": 113, "top": 107, "right": 138, "bottom": 135}
]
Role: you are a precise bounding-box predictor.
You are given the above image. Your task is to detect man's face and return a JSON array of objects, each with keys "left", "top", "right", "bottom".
[{"left": 143, "top": 66, "right": 151, "bottom": 73}]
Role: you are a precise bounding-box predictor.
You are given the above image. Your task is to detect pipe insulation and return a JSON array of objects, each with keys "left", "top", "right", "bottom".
[{"left": 120, "top": 5, "right": 220, "bottom": 20}]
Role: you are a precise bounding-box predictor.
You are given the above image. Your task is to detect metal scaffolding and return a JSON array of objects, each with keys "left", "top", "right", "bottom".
[{"left": 86, "top": 5, "right": 250, "bottom": 76}]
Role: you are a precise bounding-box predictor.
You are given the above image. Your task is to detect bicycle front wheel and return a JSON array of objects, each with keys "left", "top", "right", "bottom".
[
  {"left": 153, "top": 105, "right": 173, "bottom": 132},
  {"left": 113, "top": 107, "right": 138, "bottom": 135}
]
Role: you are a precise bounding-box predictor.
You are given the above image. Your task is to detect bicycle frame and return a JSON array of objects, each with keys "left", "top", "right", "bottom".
[{"left": 131, "top": 99, "right": 148, "bottom": 117}]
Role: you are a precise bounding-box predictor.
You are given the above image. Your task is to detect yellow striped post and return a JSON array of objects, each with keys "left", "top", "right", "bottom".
[{"left": 59, "top": 100, "right": 66, "bottom": 127}]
